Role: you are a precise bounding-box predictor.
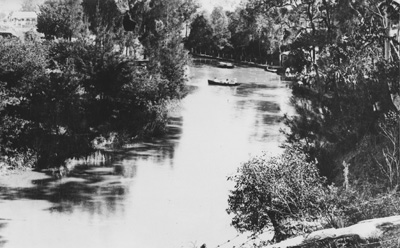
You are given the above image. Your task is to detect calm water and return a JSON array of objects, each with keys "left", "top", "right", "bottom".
[{"left": 0, "top": 64, "right": 294, "bottom": 248}]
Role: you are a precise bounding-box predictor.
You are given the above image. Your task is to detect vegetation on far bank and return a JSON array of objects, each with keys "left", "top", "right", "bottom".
[{"left": 0, "top": 0, "right": 197, "bottom": 171}]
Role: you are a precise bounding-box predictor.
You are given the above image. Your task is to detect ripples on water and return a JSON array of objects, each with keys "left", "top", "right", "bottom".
[{"left": 0, "top": 64, "right": 294, "bottom": 248}]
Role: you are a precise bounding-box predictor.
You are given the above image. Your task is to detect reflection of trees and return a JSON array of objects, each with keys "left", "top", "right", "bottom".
[
  {"left": 235, "top": 84, "right": 286, "bottom": 143},
  {"left": 124, "top": 116, "right": 183, "bottom": 166},
  {"left": 0, "top": 221, "right": 8, "bottom": 247},
  {"left": 0, "top": 169, "right": 129, "bottom": 215},
  {"left": 0, "top": 116, "right": 183, "bottom": 215}
]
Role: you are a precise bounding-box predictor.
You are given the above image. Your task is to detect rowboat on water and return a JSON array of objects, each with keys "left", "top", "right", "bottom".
[{"left": 208, "top": 78, "right": 240, "bottom": 86}]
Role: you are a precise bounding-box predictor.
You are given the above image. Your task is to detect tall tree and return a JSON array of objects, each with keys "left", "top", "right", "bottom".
[
  {"left": 37, "top": 0, "right": 85, "bottom": 40},
  {"left": 185, "top": 13, "right": 214, "bottom": 54},
  {"left": 210, "top": 6, "right": 231, "bottom": 53},
  {"left": 81, "top": 0, "right": 122, "bottom": 34},
  {"left": 283, "top": 0, "right": 400, "bottom": 179},
  {"left": 180, "top": 0, "right": 200, "bottom": 38}
]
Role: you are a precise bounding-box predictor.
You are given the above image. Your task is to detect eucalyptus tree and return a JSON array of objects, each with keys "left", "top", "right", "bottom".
[
  {"left": 283, "top": 0, "right": 400, "bottom": 180},
  {"left": 210, "top": 6, "right": 231, "bottom": 56},
  {"left": 226, "top": 7, "right": 260, "bottom": 61},
  {"left": 133, "top": 0, "right": 194, "bottom": 98},
  {"left": 180, "top": 0, "right": 200, "bottom": 38}
]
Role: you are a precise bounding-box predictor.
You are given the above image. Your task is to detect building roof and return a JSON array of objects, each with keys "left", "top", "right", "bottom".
[
  {"left": 10, "top": 11, "right": 37, "bottom": 19},
  {"left": 0, "top": 24, "right": 18, "bottom": 37}
]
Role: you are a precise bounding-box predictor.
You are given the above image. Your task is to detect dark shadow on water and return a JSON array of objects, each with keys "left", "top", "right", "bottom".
[
  {"left": 263, "top": 114, "right": 283, "bottom": 125},
  {"left": 184, "top": 85, "right": 199, "bottom": 95},
  {"left": 0, "top": 221, "right": 8, "bottom": 247},
  {"left": 0, "top": 165, "right": 129, "bottom": 215},
  {"left": 235, "top": 83, "right": 284, "bottom": 97},
  {"left": 257, "top": 101, "right": 281, "bottom": 113},
  {"left": 0, "top": 115, "right": 183, "bottom": 215},
  {"left": 235, "top": 100, "right": 281, "bottom": 114},
  {"left": 122, "top": 116, "right": 183, "bottom": 166}
]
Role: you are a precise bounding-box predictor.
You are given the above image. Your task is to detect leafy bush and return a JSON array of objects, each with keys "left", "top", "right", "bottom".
[
  {"left": 0, "top": 37, "right": 185, "bottom": 170},
  {"left": 227, "top": 145, "right": 330, "bottom": 242},
  {"left": 325, "top": 186, "right": 400, "bottom": 228}
]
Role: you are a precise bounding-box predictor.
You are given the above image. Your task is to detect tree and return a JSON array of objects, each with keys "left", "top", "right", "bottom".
[
  {"left": 210, "top": 6, "right": 231, "bottom": 53},
  {"left": 282, "top": 0, "right": 400, "bottom": 180},
  {"left": 227, "top": 146, "right": 328, "bottom": 242},
  {"left": 81, "top": 0, "right": 122, "bottom": 34},
  {"left": 180, "top": 0, "right": 200, "bottom": 38},
  {"left": 226, "top": 6, "right": 272, "bottom": 63},
  {"left": 37, "top": 0, "right": 85, "bottom": 40},
  {"left": 226, "top": 8, "right": 253, "bottom": 60},
  {"left": 1, "top": 0, "right": 191, "bottom": 170},
  {"left": 0, "top": 36, "right": 187, "bottom": 170},
  {"left": 185, "top": 13, "right": 214, "bottom": 54},
  {"left": 136, "top": 0, "right": 191, "bottom": 97}
]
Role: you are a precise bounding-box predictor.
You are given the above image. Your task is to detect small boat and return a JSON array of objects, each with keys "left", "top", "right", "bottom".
[
  {"left": 217, "top": 61, "right": 235, "bottom": 68},
  {"left": 264, "top": 65, "right": 282, "bottom": 73},
  {"left": 264, "top": 67, "right": 278, "bottom": 73},
  {"left": 208, "top": 78, "right": 240, "bottom": 86}
]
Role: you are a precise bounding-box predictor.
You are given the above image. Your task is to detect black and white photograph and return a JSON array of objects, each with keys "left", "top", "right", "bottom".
[{"left": 0, "top": 0, "right": 400, "bottom": 247}]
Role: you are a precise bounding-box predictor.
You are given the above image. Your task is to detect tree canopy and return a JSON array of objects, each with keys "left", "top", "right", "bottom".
[
  {"left": 226, "top": 0, "right": 400, "bottom": 244},
  {"left": 1, "top": 0, "right": 193, "bottom": 170},
  {"left": 228, "top": 146, "right": 328, "bottom": 242}
]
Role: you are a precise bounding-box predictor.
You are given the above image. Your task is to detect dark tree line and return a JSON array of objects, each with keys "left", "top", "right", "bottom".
[{"left": 0, "top": 0, "right": 198, "bottom": 170}]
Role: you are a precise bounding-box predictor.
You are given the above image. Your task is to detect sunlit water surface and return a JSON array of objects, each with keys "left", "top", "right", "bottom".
[{"left": 0, "top": 64, "right": 294, "bottom": 248}]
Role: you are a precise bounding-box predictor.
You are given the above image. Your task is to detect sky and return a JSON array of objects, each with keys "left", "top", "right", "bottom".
[
  {"left": 0, "top": 0, "right": 23, "bottom": 12},
  {"left": 198, "top": 0, "right": 244, "bottom": 12}
]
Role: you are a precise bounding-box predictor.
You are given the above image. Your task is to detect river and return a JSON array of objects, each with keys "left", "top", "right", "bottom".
[{"left": 0, "top": 64, "right": 294, "bottom": 248}]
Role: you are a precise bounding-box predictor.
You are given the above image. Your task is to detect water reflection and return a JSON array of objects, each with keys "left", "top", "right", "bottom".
[
  {"left": 0, "top": 64, "right": 294, "bottom": 248},
  {"left": 0, "top": 165, "right": 129, "bottom": 215},
  {"left": 0, "top": 221, "right": 7, "bottom": 247}
]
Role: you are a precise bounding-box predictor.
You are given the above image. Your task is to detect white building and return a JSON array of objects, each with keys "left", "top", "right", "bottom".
[{"left": 9, "top": 11, "right": 37, "bottom": 27}]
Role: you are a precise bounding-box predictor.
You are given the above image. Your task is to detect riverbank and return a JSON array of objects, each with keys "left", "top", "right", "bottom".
[
  {"left": 265, "top": 215, "right": 400, "bottom": 248},
  {"left": 191, "top": 53, "right": 269, "bottom": 69},
  {"left": 0, "top": 159, "right": 33, "bottom": 177},
  {"left": 0, "top": 65, "right": 292, "bottom": 248}
]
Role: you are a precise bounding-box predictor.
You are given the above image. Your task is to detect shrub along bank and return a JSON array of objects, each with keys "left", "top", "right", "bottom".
[{"left": 0, "top": 37, "right": 187, "bottom": 171}]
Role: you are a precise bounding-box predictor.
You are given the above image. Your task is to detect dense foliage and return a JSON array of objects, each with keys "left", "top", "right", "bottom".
[
  {"left": 0, "top": 38, "right": 176, "bottom": 169},
  {"left": 226, "top": 0, "right": 400, "bottom": 244},
  {"left": 185, "top": 14, "right": 214, "bottom": 54},
  {"left": 227, "top": 146, "right": 329, "bottom": 242},
  {"left": 1, "top": 0, "right": 195, "bottom": 170},
  {"left": 282, "top": 0, "right": 400, "bottom": 182},
  {"left": 37, "top": 0, "right": 86, "bottom": 40}
]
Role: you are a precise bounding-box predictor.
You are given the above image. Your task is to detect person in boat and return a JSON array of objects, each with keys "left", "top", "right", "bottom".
[{"left": 225, "top": 79, "right": 229, "bottom": 84}]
